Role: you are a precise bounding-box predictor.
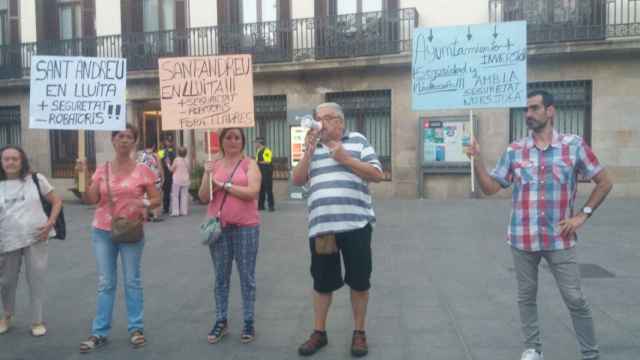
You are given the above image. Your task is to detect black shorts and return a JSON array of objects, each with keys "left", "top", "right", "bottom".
[{"left": 309, "top": 224, "right": 372, "bottom": 293}]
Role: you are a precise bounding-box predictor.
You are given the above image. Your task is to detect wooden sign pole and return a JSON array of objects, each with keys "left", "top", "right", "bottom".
[
  {"left": 469, "top": 110, "right": 475, "bottom": 195},
  {"left": 207, "top": 130, "right": 213, "bottom": 200},
  {"left": 78, "top": 130, "right": 86, "bottom": 192}
]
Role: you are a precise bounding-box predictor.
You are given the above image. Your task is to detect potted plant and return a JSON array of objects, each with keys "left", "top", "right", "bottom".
[{"left": 189, "top": 163, "right": 205, "bottom": 203}]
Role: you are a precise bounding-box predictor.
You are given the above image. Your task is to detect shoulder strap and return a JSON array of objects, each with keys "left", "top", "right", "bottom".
[
  {"left": 216, "top": 159, "right": 243, "bottom": 216},
  {"left": 32, "top": 173, "right": 42, "bottom": 194},
  {"left": 32, "top": 173, "right": 49, "bottom": 211},
  {"left": 32, "top": 173, "right": 45, "bottom": 198}
]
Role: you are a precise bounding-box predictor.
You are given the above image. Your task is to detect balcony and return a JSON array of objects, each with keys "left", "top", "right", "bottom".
[
  {"left": 0, "top": 8, "right": 418, "bottom": 80},
  {"left": 490, "top": 0, "right": 640, "bottom": 44}
]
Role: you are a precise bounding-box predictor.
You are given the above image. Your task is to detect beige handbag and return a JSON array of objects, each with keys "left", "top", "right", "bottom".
[{"left": 106, "top": 162, "right": 144, "bottom": 244}]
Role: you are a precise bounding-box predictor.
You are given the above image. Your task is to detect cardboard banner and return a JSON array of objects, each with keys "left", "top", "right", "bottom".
[
  {"left": 412, "top": 21, "right": 527, "bottom": 111},
  {"left": 159, "top": 54, "right": 255, "bottom": 130},
  {"left": 29, "top": 56, "right": 127, "bottom": 130}
]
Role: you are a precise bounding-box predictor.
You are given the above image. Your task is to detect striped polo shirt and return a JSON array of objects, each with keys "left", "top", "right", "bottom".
[{"left": 306, "top": 131, "right": 382, "bottom": 239}]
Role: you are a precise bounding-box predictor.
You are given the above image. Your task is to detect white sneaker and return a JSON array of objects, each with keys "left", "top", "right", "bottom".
[
  {"left": 31, "top": 323, "right": 47, "bottom": 337},
  {"left": 0, "top": 316, "right": 11, "bottom": 334},
  {"left": 520, "top": 348, "right": 544, "bottom": 360}
]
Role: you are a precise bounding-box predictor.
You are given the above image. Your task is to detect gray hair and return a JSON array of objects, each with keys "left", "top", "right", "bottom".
[{"left": 315, "top": 102, "right": 344, "bottom": 121}]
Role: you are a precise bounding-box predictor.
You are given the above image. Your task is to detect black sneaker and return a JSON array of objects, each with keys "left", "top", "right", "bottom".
[
  {"left": 298, "top": 330, "right": 328, "bottom": 356},
  {"left": 207, "top": 320, "right": 228, "bottom": 344}
]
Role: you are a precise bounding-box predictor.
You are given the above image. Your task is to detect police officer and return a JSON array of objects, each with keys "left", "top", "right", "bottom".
[
  {"left": 255, "top": 137, "right": 274, "bottom": 211},
  {"left": 158, "top": 136, "right": 176, "bottom": 214}
]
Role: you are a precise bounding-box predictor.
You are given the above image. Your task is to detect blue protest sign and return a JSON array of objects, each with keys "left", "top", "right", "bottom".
[{"left": 412, "top": 21, "right": 527, "bottom": 111}]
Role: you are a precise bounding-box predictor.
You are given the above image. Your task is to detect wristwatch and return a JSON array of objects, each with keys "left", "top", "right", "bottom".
[
  {"left": 223, "top": 181, "right": 232, "bottom": 191},
  {"left": 581, "top": 206, "right": 593, "bottom": 217}
]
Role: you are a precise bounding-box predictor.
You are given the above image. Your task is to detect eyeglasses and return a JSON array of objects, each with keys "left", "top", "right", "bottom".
[{"left": 317, "top": 115, "right": 341, "bottom": 123}]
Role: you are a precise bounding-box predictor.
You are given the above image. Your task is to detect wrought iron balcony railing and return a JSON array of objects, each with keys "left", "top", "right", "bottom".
[
  {"left": 490, "top": 0, "right": 640, "bottom": 44},
  {"left": 0, "top": 8, "right": 418, "bottom": 80}
]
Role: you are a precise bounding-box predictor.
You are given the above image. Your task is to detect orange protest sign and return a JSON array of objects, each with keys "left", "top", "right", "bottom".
[{"left": 159, "top": 54, "right": 255, "bottom": 130}]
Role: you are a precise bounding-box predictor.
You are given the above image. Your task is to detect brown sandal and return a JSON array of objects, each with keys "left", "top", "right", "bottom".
[{"left": 130, "top": 330, "right": 146, "bottom": 348}]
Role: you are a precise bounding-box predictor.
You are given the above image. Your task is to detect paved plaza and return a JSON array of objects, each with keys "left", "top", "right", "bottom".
[{"left": 1, "top": 198, "right": 638, "bottom": 360}]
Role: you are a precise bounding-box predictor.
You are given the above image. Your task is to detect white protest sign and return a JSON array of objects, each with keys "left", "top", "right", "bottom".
[{"left": 29, "top": 56, "right": 127, "bottom": 130}]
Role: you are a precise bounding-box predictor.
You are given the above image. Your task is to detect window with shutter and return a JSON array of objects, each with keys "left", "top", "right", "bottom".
[
  {"left": 326, "top": 90, "right": 392, "bottom": 180},
  {"left": 509, "top": 81, "right": 592, "bottom": 145},
  {"left": 247, "top": 95, "right": 289, "bottom": 180},
  {"left": 0, "top": 106, "right": 20, "bottom": 146},
  {"left": 50, "top": 130, "right": 96, "bottom": 178}
]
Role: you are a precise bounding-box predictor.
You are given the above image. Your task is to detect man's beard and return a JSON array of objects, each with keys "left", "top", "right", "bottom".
[{"left": 526, "top": 117, "right": 547, "bottom": 132}]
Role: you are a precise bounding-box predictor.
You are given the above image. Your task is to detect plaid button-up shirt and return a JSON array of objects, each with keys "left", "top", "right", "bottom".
[{"left": 490, "top": 131, "right": 603, "bottom": 252}]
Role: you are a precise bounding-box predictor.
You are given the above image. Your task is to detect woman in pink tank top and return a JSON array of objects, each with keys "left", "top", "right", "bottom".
[{"left": 198, "top": 127, "right": 261, "bottom": 344}]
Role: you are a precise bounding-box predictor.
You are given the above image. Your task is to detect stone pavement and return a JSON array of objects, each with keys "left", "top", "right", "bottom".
[{"left": 1, "top": 198, "right": 638, "bottom": 360}]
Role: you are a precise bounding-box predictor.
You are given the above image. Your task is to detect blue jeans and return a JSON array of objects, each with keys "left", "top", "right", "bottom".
[{"left": 91, "top": 228, "right": 144, "bottom": 337}]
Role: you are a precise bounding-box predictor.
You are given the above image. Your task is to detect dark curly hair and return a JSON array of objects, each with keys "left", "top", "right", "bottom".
[{"left": 0, "top": 145, "right": 31, "bottom": 181}]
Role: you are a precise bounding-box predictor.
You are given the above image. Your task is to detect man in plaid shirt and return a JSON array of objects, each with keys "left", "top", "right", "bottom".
[{"left": 468, "top": 90, "right": 613, "bottom": 360}]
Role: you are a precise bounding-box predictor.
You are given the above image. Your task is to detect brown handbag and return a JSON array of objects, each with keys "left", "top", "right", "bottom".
[
  {"left": 106, "top": 162, "right": 144, "bottom": 244},
  {"left": 315, "top": 233, "right": 338, "bottom": 255}
]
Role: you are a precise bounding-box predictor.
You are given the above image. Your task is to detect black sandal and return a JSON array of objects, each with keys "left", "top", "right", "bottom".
[
  {"left": 79, "top": 336, "right": 108, "bottom": 353},
  {"left": 207, "top": 320, "right": 228, "bottom": 344},
  {"left": 241, "top": 321, "right": 255, "bottom": 344}
]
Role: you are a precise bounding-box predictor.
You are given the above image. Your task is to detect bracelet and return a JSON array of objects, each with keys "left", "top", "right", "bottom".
[{"left": 223, "top": 182, "right": 232, "bottom": 191}]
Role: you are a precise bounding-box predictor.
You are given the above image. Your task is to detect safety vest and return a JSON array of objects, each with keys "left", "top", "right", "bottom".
[{"left": 256, "top": 147, "right": 272, "bottom": 165}]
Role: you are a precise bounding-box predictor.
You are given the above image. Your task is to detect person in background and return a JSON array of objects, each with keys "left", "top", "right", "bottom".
[
  {"left": 158, "top": 136, "right": 176, "bottom": 215},
  {"left": 0, "top": 145, "right": 62, "bottom": 337},
  {"left": 254, "top": 137, "right": 274, "bottom": 212},
  {"left": 169, "top": 146, "right": 190, "bottom": 216},
  {"left": 199, "top": 127, "right": 261, "bottom": 345},
  {"left": 137, "top": 145, "right": 164, "bottom": 221},
  {"left": 77, "top": 124, "right": 160, "bottom": 353}
]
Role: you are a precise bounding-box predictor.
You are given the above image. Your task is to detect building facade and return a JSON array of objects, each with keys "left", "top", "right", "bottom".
[{"left": 0, "top": 0, "right": 638, "bottom": 199}]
